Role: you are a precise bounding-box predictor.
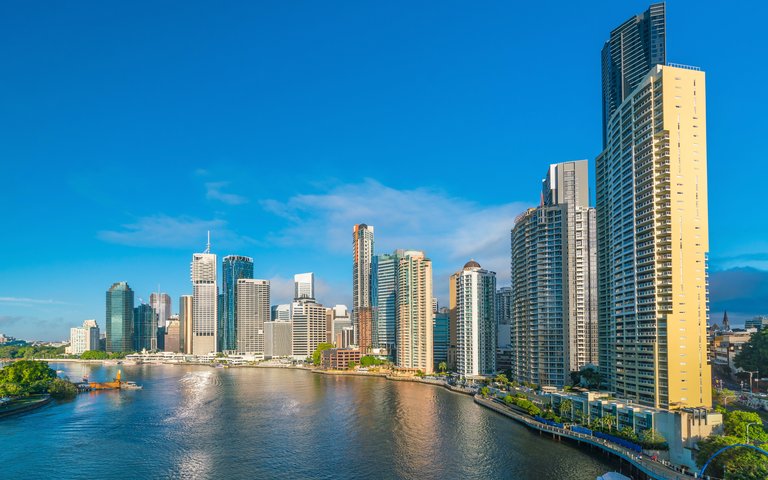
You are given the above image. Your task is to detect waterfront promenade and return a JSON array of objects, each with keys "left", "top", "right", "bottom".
[{"left": 474, "top": 396, "right": 696, "bottom": 480}]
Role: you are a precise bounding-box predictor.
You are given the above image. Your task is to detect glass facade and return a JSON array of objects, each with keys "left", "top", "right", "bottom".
[
  {"left": 220, "top": 255, "right": 254, "bottom": 352},
  {"left": 106, "top": 281, "right": 134, "bottom": 353},
  {"left": 134, "top": 303, "right": 157, "bottom": 352},
  {"left": 601, "top": 2, "right": 665, "bottom": 146},
  {"left": 433, "top": 309, "right": 449, "bottom": 370}
]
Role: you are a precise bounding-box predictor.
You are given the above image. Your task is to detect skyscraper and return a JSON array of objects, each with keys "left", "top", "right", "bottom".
[
  {"left": 352, "top": 224, "right": 374, "bottom": 352},
  {"left": 221, "top": 255, "right": 254, "bottom": 352},
  {"left": 180, "top": 295, "right": 193, "bottom": 354},
  {"left": 601, "top": 2, "right": 666, "bottom": 146},
  {"left": 433, "top": 307, "right": 449, "bottom": 371},
  {"left": 236, "top": 279, "right": 270, "bottom": 355},
  {"left": 191, "top": 236, "right": 218, "bottom": 355},
  {"left": 451, "top": 260, "right": 497, "bottom": 377},
  {"left": 291, "top": 298, "right": 327, "bottom": 359},
  {"left": 596, "top": 63, "right": 711, "bottom": 409},
  {"left": 373, "top": 250, "right": 403, "bottom": 356},
  {"left": 294, "top": 272, "right": 314, "bottom": 300},
  {"left": 106, "top": 281, "right": 134, "bottom": 353},
  {"left": 134, "top": 303, "right": 157, "bottom": 352},
  {"left": 510, "top": 161, "right": 597, "bottom": 388},
  {"left": 396, "top": 250, "right": 434, "bottom": 374},
  {"left": 149, "top": 292, "right": 172, "bottom": 328}
]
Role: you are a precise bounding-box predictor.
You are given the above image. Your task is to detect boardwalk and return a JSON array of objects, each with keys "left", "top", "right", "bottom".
[{"left": 474, "top": 395, "right": 696, "bottom": 480}]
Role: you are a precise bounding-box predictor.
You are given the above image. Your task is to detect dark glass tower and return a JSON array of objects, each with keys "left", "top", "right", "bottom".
[
  {"left": 601, "top": 2, "right": 666, "bottom": 146},
  {"left": 134, "top": 303, "right": 157, "bottom": 352},
  {"left": 220, "top": 255, "right": 254, "bottom": 351},
  {"left": 106, "top": 281, "right": 134, "bottom": 353}
]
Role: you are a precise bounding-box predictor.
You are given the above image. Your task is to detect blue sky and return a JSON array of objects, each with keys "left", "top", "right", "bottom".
[{"left": 1, "top": 1, "right": 766, "bottom": 340}]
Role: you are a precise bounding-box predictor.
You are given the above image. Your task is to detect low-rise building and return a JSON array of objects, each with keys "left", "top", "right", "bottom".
[
  {"left": 712, "top": 330, "right": 754, "bottom": 375},
  {"left": 745, "top": 316, "right": 768, "bottom": 331},
  {"left": 320, "top": 348, "right": 362, "bottom": 370},
  {"left": 545, "top": 391, "right": 723, "bottom": 470}
]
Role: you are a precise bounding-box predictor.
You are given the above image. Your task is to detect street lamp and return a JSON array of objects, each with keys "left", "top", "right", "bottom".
[{"left": 746, "top": 422, "right": 760, "bottom": 444}]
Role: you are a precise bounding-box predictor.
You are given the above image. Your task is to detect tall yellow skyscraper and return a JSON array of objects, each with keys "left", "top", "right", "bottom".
[
  {"left": 597, "top": 64, "right": 711, "bottom": 409},
  {"left": 396, "top": 250, "right": 434, "bottom": 374}
]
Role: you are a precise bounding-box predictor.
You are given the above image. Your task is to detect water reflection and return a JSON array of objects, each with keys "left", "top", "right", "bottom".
[{"left": 0, "top": 364, "right": 619, "bottom": 479}]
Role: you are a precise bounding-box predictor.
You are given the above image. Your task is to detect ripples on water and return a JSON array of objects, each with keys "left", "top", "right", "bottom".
[{"left": 0, "top": 364, "right": 619, "bottom": 479}]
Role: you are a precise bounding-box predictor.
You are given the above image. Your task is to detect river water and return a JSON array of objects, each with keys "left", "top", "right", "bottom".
[{"left": 0, "top": 363, "right": 619, "bottom": 479}]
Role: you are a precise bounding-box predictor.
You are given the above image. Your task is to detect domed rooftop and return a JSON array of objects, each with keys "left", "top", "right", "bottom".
[{"left": 463, "top": 259, "right": 481, "bottom": 270}]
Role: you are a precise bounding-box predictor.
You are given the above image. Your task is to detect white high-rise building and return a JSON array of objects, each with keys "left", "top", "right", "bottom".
[
  {"left": 451, "top": 261, "right": 497, "bottom": 377},
  {"left": 396, "top": 250, "right": 434, "bottom": 374},
  {"left": 191, "top": 236, "right": 218, "bottom": 355},
  {"left": 510, "top": 161, "right": 597, "bottom": 388},
  {"left": 291, "top": 298, "right": 326, "bottom": 359},
  {"left": 294, "top": 272, "right": 314, "bottom": 300},
  {"left": 67, "top": 319, "right": 100, "bottom": 355},
  {"left": 236, "top": 279, "right": 270, "bottom": 356}
]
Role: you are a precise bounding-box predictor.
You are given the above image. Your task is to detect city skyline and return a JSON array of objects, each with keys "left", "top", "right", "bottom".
[{"left": 2, "top": 1, "right": 768, "bottom": 340}]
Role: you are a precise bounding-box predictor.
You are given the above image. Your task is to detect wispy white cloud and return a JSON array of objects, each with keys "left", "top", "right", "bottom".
[
  {"left": 0, "top": 297, "right": 69, "bottom": 306},
  {"left": 261, "top": 179, "right": 530, "bottom": 289},
  {"left": 98, "top": 214, "right": 252, "bottom": 249},
  {"left": 205, "top": 182, "right": 248, "bottom": 205}
]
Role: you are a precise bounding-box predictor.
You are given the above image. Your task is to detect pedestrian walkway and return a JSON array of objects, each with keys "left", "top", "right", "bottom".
[{"left": 474, "top": 395, "right": 696, "bottom": 480}]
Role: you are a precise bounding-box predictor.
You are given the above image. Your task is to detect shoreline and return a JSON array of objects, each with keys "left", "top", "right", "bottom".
[
  {"left": 473, "top": 396, "right": 686, "bottom": 480},
  {"left": 311, "top": 368, "right": 477, "bottom": 396},
  {"left": 0, "top": 395, "right": 53, "bottom": 419}
]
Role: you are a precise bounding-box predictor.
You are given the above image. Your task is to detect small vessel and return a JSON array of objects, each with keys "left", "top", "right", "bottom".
[{"left": 87, "top": 370, "right": 143, "bottom": 391}]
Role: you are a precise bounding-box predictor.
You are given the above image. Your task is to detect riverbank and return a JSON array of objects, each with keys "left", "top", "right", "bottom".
[
  {"left": 474, "top": 395, "right": 689, "bottom": 480},
  {"left": 312, "top": 368, "right": 476, "bottom": 396},
  {"left": 0, "top": 395, "right": 52, "bottom": 419}
]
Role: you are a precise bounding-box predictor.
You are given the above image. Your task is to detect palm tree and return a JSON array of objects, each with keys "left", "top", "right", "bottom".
[
  {"left": 558, "top": 399, "right": 573, "bottom": 420},
  {"left": 438, "top": 361, "right": 447, "bottom": 374},
  {"left": 601, "top": 414, "right": 616, "bottom": 433}
]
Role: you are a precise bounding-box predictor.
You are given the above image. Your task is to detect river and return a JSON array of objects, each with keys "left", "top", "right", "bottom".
[{"left": 0, "top": 363, "right": 620, "bottom": 479}]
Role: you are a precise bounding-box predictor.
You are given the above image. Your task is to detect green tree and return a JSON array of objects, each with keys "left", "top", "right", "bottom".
[
  {"left": 696, "top": 435, "right": 768, "bottom": 480},
  {"left": 601, "top": 414, "right": 616, "bottom": 433},
  {"left": 347, "top": 360, "right": 357, "bottom": 369},
  {"left": 312, "top": 343, "right": 334, "bottom": 366},
  {"left": 735, "top": 329, "right": 768, "bottom": 378},
  {"left": 480, "top": 386, "right": 490, "bottom": 398},
  {"left": 360, "top": 356, "right": 385, "bottom": 367},
  {"left": 80, "top": 350, "right": 108, "bottom": 360},
  {"left": 724, "top": 410, "right": 768, "bottom": 443},
  {"left": 48, "top": 378, "right": 78, "bottom": 399},
  {"left": 558, "top": 399, "right": 573, "bottom": 420},
  {"left": 438, "top": 361, "right": 447, "bottom": 374},
  {"left": 0, "top": 360, "right": 57, "bottom": 396},
  {"left": 494, "top": 373, "right": 509, "bottom": 386},
  {"left": 638, "top": 429, "right": 667, "bottom": 449}
]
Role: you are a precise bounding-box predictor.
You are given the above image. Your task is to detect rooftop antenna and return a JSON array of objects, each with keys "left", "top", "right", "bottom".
[{"left": 205, "top": 230, "right": 211, "bottom": 254}]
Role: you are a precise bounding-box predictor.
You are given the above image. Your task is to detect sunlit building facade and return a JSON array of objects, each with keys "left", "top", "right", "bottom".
[{"left": 596, "top": 64, "right": 711, "bottom": 409}]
